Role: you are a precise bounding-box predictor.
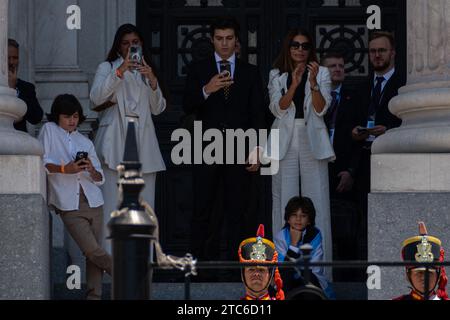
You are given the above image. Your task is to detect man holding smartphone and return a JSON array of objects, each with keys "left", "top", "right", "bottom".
[{"left": 183, "top": 16, "right": 266, "bottom": 280}]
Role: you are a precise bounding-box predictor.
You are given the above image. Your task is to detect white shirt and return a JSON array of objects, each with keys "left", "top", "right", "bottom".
[
  {"left": 90, "top": 59, "right": 167, "bottom": 174},
  {"left": 38, "top": 122, "right": 105, "bottom": 211},
  {"left": 202, "top": 52, "right": 237, "bottom": 99},
  {"left": 115, "top": 57, "right": 159, "bottom": 117},
  {"left": 374, "top": 67, "right": 395, "bottom": 93}
]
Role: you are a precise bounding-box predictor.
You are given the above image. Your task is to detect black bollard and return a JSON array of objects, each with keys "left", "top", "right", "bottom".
[{"left": 108, "top": 121, "right": 156, "bottom": 300}]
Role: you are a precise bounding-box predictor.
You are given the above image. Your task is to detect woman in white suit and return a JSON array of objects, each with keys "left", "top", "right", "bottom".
[
  {"left": 266, "top": 29, "right": 335, "bottom": 265},
  {"left": 90, "top": 24, "right": 167, "bottom": 253}
]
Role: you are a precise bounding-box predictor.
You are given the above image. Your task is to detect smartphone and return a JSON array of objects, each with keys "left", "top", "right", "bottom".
[
  {"left": 219, "top": 70, "right": 231, "bottom": 79},
  {"left": 219, "top": 62, "right": 232, "bottom": 79},
  {"left": 75, "top": 151, "right": 88, "bottom": 162},
  {"left": 129, "top": 45, "right": 143, "bottom": 66}
]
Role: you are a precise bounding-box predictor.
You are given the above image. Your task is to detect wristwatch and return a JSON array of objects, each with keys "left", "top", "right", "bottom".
[{"left": 311, "top": 84, "right": 320, "bottom": 92}]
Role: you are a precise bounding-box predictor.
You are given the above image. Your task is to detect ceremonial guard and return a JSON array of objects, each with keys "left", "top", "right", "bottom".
[
  {"left": 394, "top": 222, "right": 448, "bottom": 300},
  {"left": 238, "top": 225, "right": 285, "bottom": 300}
]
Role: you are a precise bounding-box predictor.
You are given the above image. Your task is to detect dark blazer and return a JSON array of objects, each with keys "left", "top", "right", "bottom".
[
  {"left": 354, "top": 70, "right": 405, "bottom": 197},
  {"left": 183, "top": 56, "right": 266, "bottom": 133},
  {"left": 360, "top": 70, "right": 405, "bottom": 130},
  {"left": 326, "top": 86, "right": 364, "bottom": 177},
  {"left": 183, "top": 56, "right": 267, "bottom": 262},
  {"left": 14, "top": 79, "right": 43, "bottom": 133}
]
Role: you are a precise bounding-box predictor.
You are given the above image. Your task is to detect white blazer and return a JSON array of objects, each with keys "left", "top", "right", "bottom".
[
  {"left": 264, "top": 67, "right": 335, "bottom": 162},
  {"left": 90, "top": 58, "right": 166, "bottom": 174}
]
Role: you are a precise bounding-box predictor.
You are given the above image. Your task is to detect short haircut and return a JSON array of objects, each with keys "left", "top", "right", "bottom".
[
  {"left": 8, "top": 38, "right": 19, "bottom": 49},
  {"left": 284, "top": 196, "right": 316, "bottom": 227},
  {"left": 47, "top": 94, "right": 86, "bottom": 125},
  {"left": 369, "top": 31, "right": 396, "bottom": 49},
  {"left": 210, "top": 16, "right": 240, "bottom": 39},
  {"left": 321, "top": 51, "right": 345, "bottom": 65}
]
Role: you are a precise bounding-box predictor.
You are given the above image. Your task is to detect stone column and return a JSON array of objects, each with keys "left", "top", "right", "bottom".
[
  {"left": 33, "top": 0, "right": 93, "bottom": 137},
  {"left": 0, "top": 0, "right": 50, "bottom": 300},
  {"left": 368, "top": 0, "right": 450, "bottom": 300}
]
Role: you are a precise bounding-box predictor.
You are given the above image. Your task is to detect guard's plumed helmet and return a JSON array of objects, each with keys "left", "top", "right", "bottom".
[
  {"left": 401, "top": 222, "right": 448, "bottom": 299},
  {"left": 238, "top": 224, "right": 284, "bottom": 300}
]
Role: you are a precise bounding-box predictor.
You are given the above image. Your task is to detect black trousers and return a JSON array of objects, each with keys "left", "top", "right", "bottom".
[
  {"left": 328, "top": 163, "right": 361, "bottom": 281},
  {"left": 190, "top": 163, "right": 252, "bottom": 262},
  {"left": 355, "top": 148, "right": 371, "bottom": 263}
]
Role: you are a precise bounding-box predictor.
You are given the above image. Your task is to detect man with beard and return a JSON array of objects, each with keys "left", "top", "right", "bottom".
[
  {"left": 8, "top": 39, "right": 43, "bottom": 133},
  {"left": 351, "top": 31, "right": 405, "bottom": 268},
  {"left": 238, "top": 225, "right": 284, "bottom": 300}
]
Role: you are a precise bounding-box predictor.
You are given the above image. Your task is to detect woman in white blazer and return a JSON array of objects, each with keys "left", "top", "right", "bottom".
[
  {"left": 90, "top": 24, "right": 167, "bottom": 253},
  {"left": 266, "top": 29, "right": 335, "bottom": 267}
]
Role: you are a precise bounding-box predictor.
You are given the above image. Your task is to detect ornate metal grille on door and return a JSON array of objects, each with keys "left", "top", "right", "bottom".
[{"left": 137, "top": 0, "right": 406, "bottom": 268}]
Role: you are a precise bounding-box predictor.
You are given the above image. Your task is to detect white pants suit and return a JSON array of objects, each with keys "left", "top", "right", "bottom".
[{"left": 272, "top": 119, "right": 333, "bottom": 270}]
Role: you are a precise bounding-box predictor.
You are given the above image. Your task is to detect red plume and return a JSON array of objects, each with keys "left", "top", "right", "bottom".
[
  {"left": 274, "top": 269, "right": 285, "bottom": 300},
  {"left": 256, "top": 224, "right": 265, "bottom": 238},
  {"left": 437, "top": 247, "right": 449, "bottom": 300},
  {"left": 273, "top": 251, "right": 285, "bottom": 300},
  {"left": 418, "top": 222, "right": 428, "bottom": 236}
]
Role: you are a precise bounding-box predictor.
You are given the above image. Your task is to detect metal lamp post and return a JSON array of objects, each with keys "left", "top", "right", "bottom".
[{"left": 108, "top": 121, "right": 156, "bottom": 300}]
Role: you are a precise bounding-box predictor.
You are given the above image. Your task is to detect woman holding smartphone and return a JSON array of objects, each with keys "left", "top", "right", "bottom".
[
  {"left": 266, "top": 29, "right": 335, "bottom": 267},
  {"left": 90, "top": 24, "right": 167, "bottom": 253}
]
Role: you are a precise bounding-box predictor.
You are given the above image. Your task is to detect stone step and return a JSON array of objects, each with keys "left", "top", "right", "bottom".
[{"left": 53, "top": 282, "right": 367, "bottom": 300}]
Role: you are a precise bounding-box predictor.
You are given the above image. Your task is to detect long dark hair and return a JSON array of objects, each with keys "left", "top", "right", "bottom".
[
  {"left": 106, "top": 24, "right": 169, "bottom": 104},
  {"left": 273, "top": 29, "right": 318, "bottom": 74}
]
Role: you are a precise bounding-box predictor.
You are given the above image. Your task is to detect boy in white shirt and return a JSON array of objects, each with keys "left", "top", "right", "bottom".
[{"left": 38, "top": 94, "right": 112, "bottom": 300}]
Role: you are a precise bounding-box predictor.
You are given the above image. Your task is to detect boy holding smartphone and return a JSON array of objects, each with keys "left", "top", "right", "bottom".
[{"left": 38, "top": 94, "right": 112, "bottom": 300}]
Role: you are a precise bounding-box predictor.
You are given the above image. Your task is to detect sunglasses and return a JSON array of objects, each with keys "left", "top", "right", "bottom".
[{"left": 290, "top": 41, "right": 312, "bottom": 51}]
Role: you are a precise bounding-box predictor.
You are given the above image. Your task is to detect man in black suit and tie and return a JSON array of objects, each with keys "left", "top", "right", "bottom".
[
  {"left": 183, "top": 16, "right": 265, "bottom": 273},
  {"left": 322, "top": 52, "right": 363, "bottom": 281},
  {"left": 352, "top": 31, "right": 405, "bottom": 263},
  {"left": 322, "top": 52, "right": 363, "bottom": 200},
  {"left": 8, "top": 39, "right": 43, "bottom": 134}
]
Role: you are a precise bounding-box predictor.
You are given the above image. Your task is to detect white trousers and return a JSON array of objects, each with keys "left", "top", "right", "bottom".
[
  {"left": 101, "top": 165, "right": 157, "bottom": 254},
  {"left": 272, "top": 119, "right": 333, "bottom": 268}
]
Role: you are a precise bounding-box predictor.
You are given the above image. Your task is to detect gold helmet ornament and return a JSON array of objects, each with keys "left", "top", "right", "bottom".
[
  {"left": 401, "top": 222, "right": 448, "bottom": 299},
  {"left": 238, "top": 224, "right": 284, "bottom": 300}
]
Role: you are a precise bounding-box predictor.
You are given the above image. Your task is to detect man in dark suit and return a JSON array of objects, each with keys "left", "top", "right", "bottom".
[
  {"left": 322, "top": 52, "right": 363, "bottom": 200},
  {"left": 8, "top": 39, "right": 43, "bottom": 133},
  {"left": 183, "top": 17, "right": 265, "bottom": 272},
  {"left": 351, "top": 31, "right": 405, "bottom": 263},
  {"left": 322, "top": 52, "right": 363, "bottom": 281}
]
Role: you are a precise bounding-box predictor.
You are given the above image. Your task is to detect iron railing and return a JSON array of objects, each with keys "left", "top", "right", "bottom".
[{"left": 150, "top": 259, "right": 450, "bottom": 300}]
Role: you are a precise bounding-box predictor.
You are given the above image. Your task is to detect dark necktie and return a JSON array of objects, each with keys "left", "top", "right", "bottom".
[
  {"left": 326, "top": 91, "right": 339, "bottom": 129},
  {"left": 219, "top": 60, "right": 231, "bottom": 100},
  {"left": 368, "top": 76, "right": 385, "bottom": 117}
]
